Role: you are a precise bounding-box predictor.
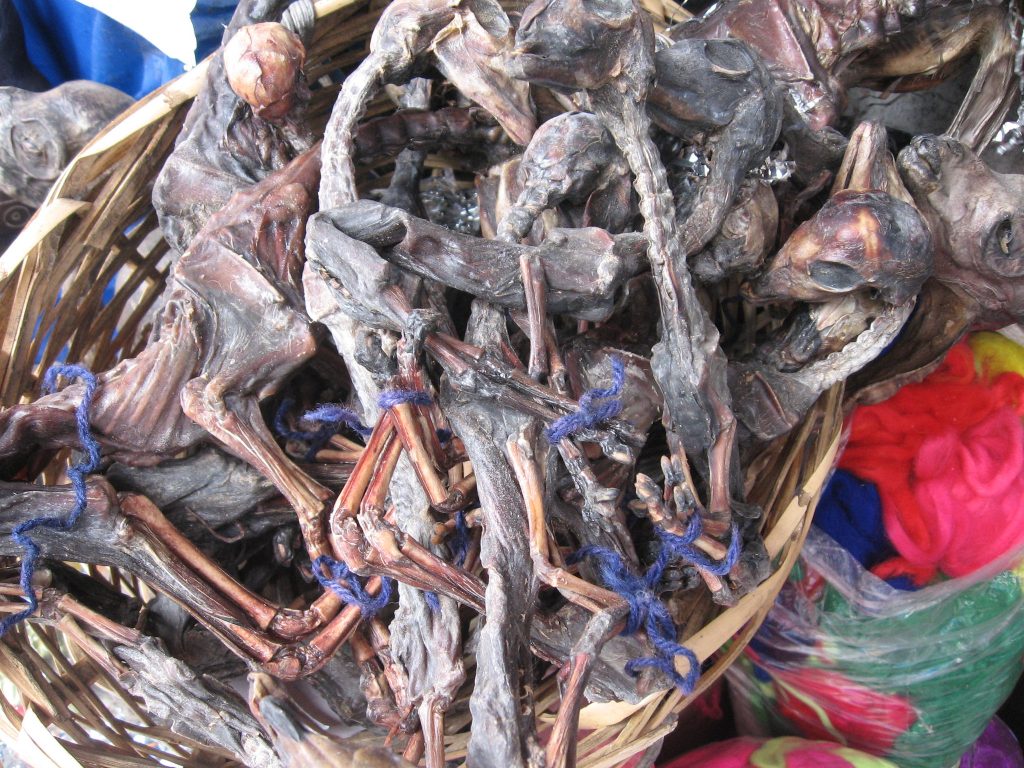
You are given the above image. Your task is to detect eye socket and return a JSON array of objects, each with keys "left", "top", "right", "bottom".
[
  {"left": 995, "top": 219, "right": 1014, "bottom": 256},
  {"left": 986, "top": 218, "right": 1021, "bottom": 260},
  {"left": 983, "top": 217, "right": 1024, "bottom": 276},
  {"left": 10, "top": 119, "right": 55, "bottom": 177},
  {"left": 807, "top": 261, "right": 863, "bottom": 292}
]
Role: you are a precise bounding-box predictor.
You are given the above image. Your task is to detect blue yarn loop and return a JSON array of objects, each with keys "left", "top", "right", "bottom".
[
  {"left": 568, "top": 541, "right": 699, "bottom": 692},
  {"left": 312, "top": 555, "right": 393, "bottom": 617},
  {"left": 378, "top": 389, "right": 432, "bottom": 409},
  {"left": 273, "top": 399, "right": 372, "bottom": 461},
  {"left": 546, "top": 357, "right": 626, "bottom": 443},
  {"left": 423, "top": 591, "right": 441, "bottom": 613},
  {"left": 0, "top": 365, "right": 101, "bottom": 636},
  {"left": 450, "top": 510, "right": 471, "bottom": 567},
  {"left": 567, "top": 515, "right": 739, "bottom": 692},
  {"left": 658, "top": 520, "right": 741, "bottom": 577},
  {"left": 302, "top": 403, "right": 373, "bottom": 438}
]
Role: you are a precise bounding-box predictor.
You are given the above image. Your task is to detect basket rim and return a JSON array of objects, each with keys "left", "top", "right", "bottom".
[
  {"left": 0, "top": 0, "right": 365, "bottom": 288},
  {"left": 0, "top": 0, "right": 839, "bottom": 762}
]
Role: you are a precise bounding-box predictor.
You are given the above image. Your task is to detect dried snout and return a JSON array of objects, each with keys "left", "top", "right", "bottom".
[
  {"left": 224, "top": 22, "right": 307, "bottom": 121},
  {"left": 899, "top": 134, "right": 1024, "bottom": 323},
  {"left": 745, "top": 189, "right": 932, "bottom": 306},
  {"left": 510, "top": 0, "right": 651, "bottom": 90}
]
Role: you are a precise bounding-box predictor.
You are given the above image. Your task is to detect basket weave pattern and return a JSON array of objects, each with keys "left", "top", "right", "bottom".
[{"left": 0, "top": 1, "right": 841, "bottom": 765}]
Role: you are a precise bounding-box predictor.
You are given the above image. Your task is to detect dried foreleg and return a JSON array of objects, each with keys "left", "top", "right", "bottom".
[
  {"left": 330, "top": 419, "right": 486, "bottom": 610},
  {"left": 0, "top": 480, "right": 286, "bottom": 666},
  {"left": 379, "top": 78, "right": 431, "bottom": 217}
]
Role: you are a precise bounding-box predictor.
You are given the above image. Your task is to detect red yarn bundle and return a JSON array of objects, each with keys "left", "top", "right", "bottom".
[{"left": 839, "top": 343, "right": 1024, "bottom": 585}]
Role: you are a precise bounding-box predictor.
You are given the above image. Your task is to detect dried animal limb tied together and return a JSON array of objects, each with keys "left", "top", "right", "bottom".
[{"left": 0, "top": 0, "right": 1022, "bottom": 766}]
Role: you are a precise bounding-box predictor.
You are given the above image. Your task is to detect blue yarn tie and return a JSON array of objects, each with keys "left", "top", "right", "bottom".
[
  {"left": 424, "top": 510, "right": 472, "bottom": 613},
  {"left": 312, "top": 555, "right": 393, "bottom": 617},
  {"left": 450, "top": 510, "right": 470, "bottom": 567},
  {"left": 273, "top": 399, "right": 371, "bottom": 461},
  {"left": 546, "top": 357, "right": 625, "bottom": 443},
  {"left": 568, "top": 514, "right": 738, "bottom": 692},
  {"left": 569, "top": 538, "right": 700, "bottom": 692},
  {"left": 273, "top": 398, "right": 312, "bottom": 443},
  {"left": 377, "top": 389, "right": 433, "bottom": 409},
  {"left": 658, "top": 520, "right": 741, "bottom": 577},
  {"left": 302, "top": 403, "right": 373, "bottom": 439},
  {"left": 0, "top": 365, "right": 101, "bottom": 636}
]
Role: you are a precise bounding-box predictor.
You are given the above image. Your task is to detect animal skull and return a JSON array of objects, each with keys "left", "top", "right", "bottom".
[
  {"left": 745, "top": 189, "right": 932, "bottom": 306},
  {"left": 899, "top": 134, "right": 1024, "bottom": 325}
]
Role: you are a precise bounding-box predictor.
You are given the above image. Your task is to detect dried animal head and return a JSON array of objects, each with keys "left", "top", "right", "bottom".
[
  {"left": 512, "top": 0, "right": 652, "bottom": 90},
  {"left": 746, "top": 189, "right": 932, "bottom": 306},
  {"left": 691, "top": 179, "right": 778, "bottom": 283},
  {"left": 369, "top": 0, "right": 457, "bottom": 78},
  {"left": 648, "top": 38, "right": 766, "bottom": 137},
  {"left": 224, "top": 22, "right": 307, "bottom": 121},
  {"left": 899, "top": 134, "right": 1024, "bottom": 324},
  {"left": 0, "top": 82, "right": 132, "bottom": 206},
  {"left": 650, "top": 36, "right": 782, "bottom": 254},
  {"left": 429, "top": 1, "right": 536, "bottom": 145}
]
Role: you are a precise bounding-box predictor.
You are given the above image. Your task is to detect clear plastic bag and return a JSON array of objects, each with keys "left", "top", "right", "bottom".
[{"left": 727, "top": 526, "right": 1024, "bottom": 768}]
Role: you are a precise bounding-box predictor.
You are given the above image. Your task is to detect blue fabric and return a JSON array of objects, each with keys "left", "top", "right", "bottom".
[
  {"left": 11, "top": 0, "right": 236, "bottom": 99},
  {"left": 813, "top": 469, "right": 894, "bottom": 570},
  {"left": 1, "top": 0, "right": 48, "bottom": 89}
]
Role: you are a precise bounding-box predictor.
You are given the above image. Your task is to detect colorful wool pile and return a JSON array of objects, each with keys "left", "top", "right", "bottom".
[
  {"left": 726, "top": 334, "right": 1024, "bottom": 767},
  {"left": 840, "top": 335, "right": 1024, "bottom": 586}
]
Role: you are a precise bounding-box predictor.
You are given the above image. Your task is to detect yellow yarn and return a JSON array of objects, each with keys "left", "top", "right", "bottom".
[{"left": 969, "top": 331, "right": 1024, "bottom": 380}]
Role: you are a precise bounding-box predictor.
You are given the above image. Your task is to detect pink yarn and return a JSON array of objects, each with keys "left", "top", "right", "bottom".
[
  {"left": 842, "top": 343, "right": 1024, "bottom": 584},
  {"left": 905, "top": 408, "right": 1024, "bottom": 578}
]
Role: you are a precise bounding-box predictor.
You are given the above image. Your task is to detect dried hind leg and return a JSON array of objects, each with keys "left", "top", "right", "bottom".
[
  {"left": 506, "top": 429, "right": 623, "bottom": 614},
  {"left": 181, "top": 381, "right": 331, "bottom": 560}
]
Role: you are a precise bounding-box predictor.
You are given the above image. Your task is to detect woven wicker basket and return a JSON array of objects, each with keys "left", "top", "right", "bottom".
[{"left": 0, "top": 1, "right": 842, "bottom": 765}]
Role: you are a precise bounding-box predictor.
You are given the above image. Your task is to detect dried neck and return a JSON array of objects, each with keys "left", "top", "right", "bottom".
[
  {"left": 590, "top": 86, "right": 720, "bottom": 419},
  {"left": 320, "top": 56, "right": 383, "bottom": 208}
]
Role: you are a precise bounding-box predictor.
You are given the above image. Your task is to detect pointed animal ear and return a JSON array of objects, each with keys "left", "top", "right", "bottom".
[{"left": 430, "top": 5, "right": 536, "bottom": 146}]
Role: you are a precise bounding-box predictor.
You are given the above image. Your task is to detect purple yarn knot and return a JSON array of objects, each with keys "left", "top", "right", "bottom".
[
  {"left": 312, "top": 555, "right": 392, "bottom": 617},
  {"left": 377, "top": 389, "right": 433, "bottom": 409},
  {"left": 568, "top": 521, "right": 701, "bottom": 692},
  {"left": 0, "top": 364, "right": 101, "bottom": 636},
  {"left": 546, "top": 357, "right": 626, "bottom": 443}
]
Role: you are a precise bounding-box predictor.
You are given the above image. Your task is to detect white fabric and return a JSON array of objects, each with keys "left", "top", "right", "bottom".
[{"left": 72, "top": 0, "right": 200, "bottom": 67}]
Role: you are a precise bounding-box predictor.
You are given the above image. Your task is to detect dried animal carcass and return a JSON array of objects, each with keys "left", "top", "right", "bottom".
[{"left": 1, "top": 1, "right": 1021, "bottom": 767}]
